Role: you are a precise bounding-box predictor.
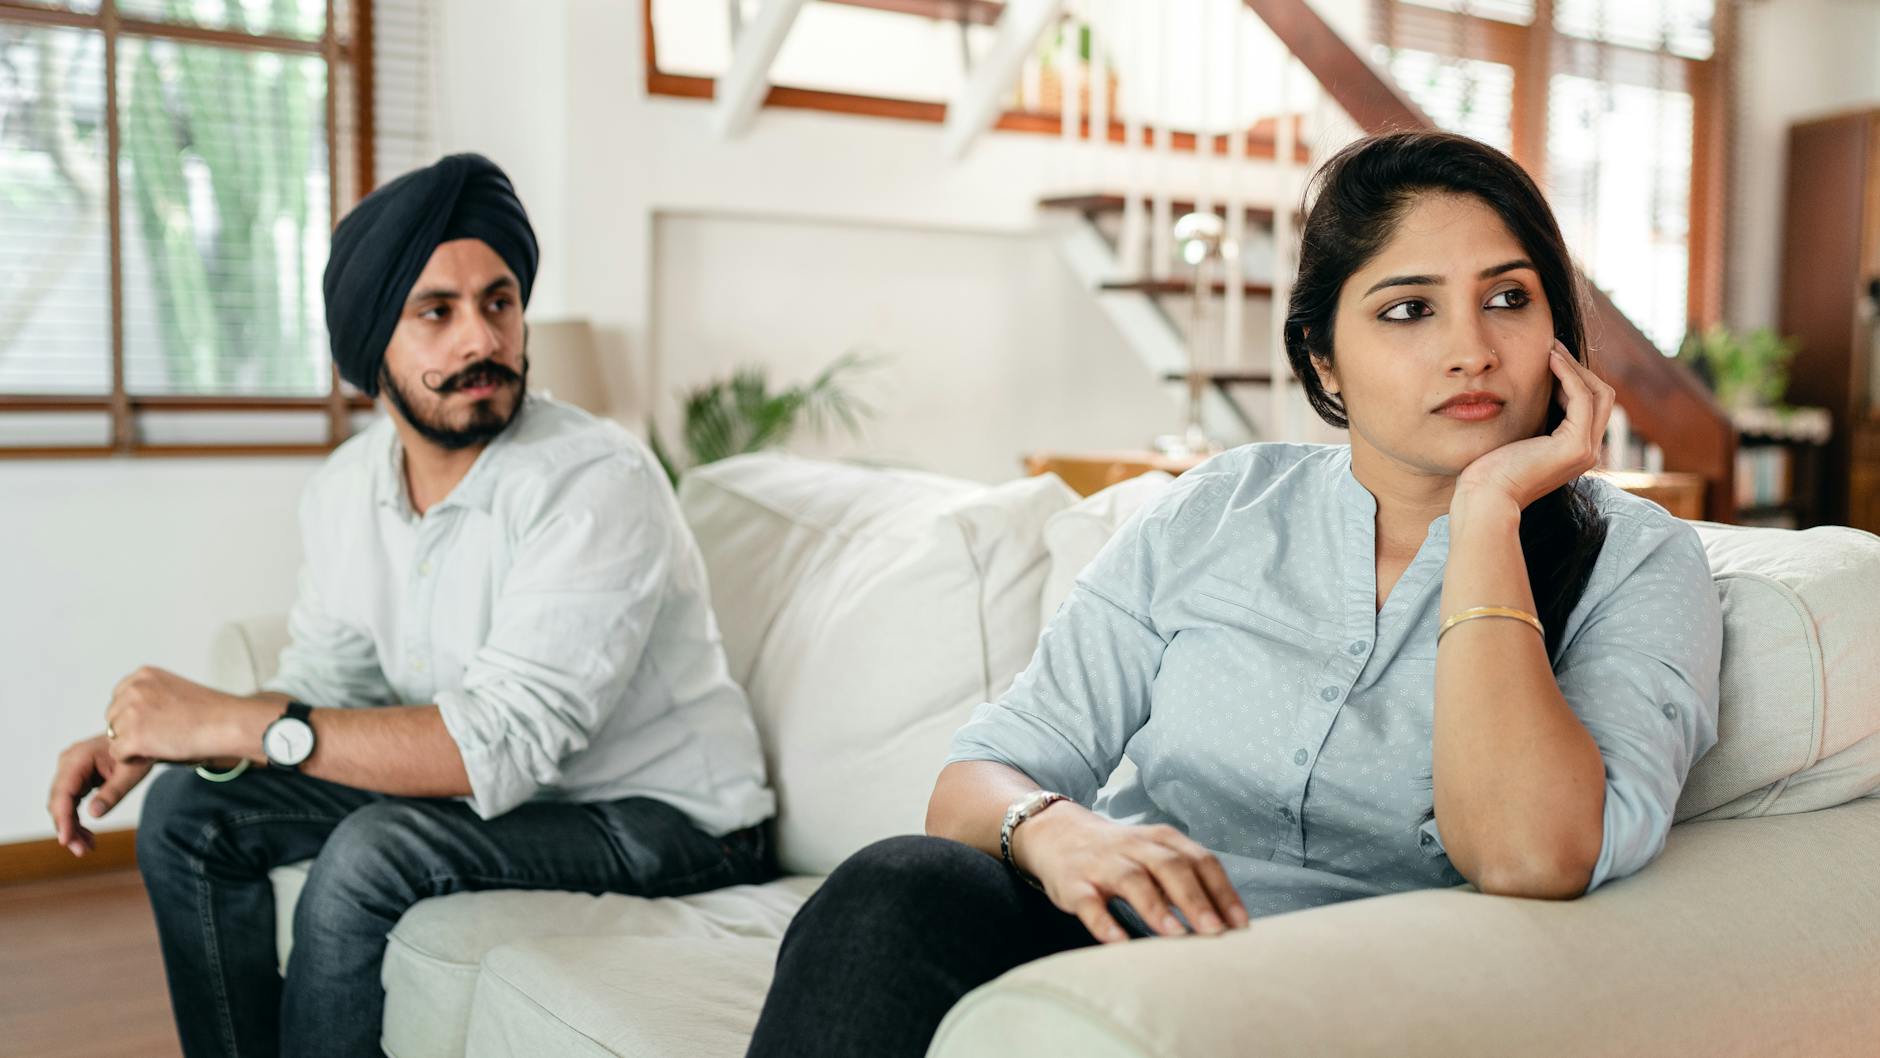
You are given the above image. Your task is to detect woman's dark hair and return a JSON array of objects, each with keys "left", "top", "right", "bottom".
[{"left": 1283, "top": 129, "right": 1607, "bottom": 662}]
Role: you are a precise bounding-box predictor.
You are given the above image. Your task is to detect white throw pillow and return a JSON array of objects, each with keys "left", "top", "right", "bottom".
[
  {"left": 1679, "top": 522, "right": 1880, "bottom": 820},
  {"left": 679, "top": 454, "right": 1077, "bottom": 875},
  {"left": 1038, "top": 471, "right": 1176, "bottom": 628}
]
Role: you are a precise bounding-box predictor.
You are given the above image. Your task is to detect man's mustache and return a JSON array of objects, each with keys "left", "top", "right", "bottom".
[{"left": 421, "top": 358, "right": 524, "bottom": 395}]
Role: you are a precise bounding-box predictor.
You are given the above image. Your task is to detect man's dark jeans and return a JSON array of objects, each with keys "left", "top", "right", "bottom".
[{"left": 135, "top": 766, "right": 776, "bottom": 1058}]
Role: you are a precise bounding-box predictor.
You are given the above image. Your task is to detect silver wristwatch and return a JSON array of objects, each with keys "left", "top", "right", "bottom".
[{"left": 1000, "top": 789, "right": 1067, "bottom": 890}]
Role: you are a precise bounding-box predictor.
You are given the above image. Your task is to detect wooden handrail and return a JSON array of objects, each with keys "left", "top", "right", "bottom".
[{"left": 1241, "top": 0, "right": 1736, "bottom": 521}]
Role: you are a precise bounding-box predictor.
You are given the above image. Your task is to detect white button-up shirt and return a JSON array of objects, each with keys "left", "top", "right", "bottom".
[{"left": 262, "top": 393, "right": 776, "bottom": 835}]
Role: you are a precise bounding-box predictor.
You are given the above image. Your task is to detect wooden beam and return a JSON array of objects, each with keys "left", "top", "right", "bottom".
[
  {"left": 941, "top": 0, "right": 1060, "bottom": 159},
  {"left": 712, "top": 0, "right": 810, "bottom": 139},
  {"left": 1238, "top": 0, "right": 1426, "bottom": 133},
  {"left": 1510, "top": 0, "right": 1552, "bottom": 181},
  {"left": 351, "top": 0, "right": 376, "bottom": 200}
]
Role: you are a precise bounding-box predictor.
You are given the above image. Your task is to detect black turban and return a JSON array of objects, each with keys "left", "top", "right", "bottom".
[{"left": 323, "top": 153, "right": 539, "bottom": 397}]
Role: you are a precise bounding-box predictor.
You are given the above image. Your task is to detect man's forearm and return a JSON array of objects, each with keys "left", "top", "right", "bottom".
[
  {"left": 1433, "top": 491, "right": 1604, "bottom": 897},
  {"left": 225, "top": 695, "right": 472, "bottom": 797}
]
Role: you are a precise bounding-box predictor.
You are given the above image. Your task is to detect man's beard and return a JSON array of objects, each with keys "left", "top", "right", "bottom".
[{"left": 379, "top": 353, "right": 530, "bottom": 451}]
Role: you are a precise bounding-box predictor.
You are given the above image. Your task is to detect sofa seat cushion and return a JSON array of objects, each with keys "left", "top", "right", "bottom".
[
  {"left": 679, "top": 453, "right": 1076, "bottom": 875},
  {"left": 465, "top": 937, "right": 780, "bottom": 1058},
  {"left": 267, "top": 859, "right": 818, "bottom": 1058}
]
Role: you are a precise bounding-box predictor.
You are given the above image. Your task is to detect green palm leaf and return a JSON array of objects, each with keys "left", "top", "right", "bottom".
[{"left": 655, "top": 351, "right": 881, "bottom": 478}]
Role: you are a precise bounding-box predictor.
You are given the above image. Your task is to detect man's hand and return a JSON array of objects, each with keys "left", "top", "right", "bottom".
[
  {"left": 47, "top": 735, "right": 153, "bottom": 857},
  {"left": 1012, "top": 801, "right": 1249, "bottom": 944},
  {"left": 103, "top": 666, "right": 273, "bottom": 766}
]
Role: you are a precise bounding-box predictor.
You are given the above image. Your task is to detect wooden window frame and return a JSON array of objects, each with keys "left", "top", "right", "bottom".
[
  {"left": 642, "top": 0, "right": 1313, "bottom": 163},
  {"left": 0, "top": 0, "right": 378, "bottom": 459},
  {"left": 1380, "top": 0, "right": 1729, "bottom": 334}
]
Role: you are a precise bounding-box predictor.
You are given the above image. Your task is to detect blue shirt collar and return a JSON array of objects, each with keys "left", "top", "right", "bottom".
[{"left": 1335, "top": 443, "right": 1451, "bottom": 542}]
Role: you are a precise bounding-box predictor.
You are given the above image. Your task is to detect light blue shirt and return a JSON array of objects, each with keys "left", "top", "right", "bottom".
[{"left": 946, "top": 442, "right": 1722, "bottom": 917}]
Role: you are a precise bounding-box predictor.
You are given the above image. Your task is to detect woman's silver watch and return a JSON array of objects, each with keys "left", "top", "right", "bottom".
[{"left": 1000, "top": 790, "right": 1068, "bottom": 890}]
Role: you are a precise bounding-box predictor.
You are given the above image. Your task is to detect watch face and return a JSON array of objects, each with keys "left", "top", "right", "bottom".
[{"left": 264, "top": 717, "right": 315, "bottom": 766}]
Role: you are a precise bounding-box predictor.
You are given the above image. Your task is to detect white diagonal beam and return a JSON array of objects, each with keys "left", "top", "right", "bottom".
[
  {"left": 941, "top": 0, "right": 1062, "bottom": 159},
  {"left": 712, "top": 0, "right": 810, "bottom": 139}
]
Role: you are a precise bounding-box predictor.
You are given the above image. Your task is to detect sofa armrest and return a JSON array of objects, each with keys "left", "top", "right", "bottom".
[
  {"left": 930, "top": 797, "right": 1880, "bottom": 1058},
  {"left": 208, "top": 614, "right": 291, "bottom": 695}
]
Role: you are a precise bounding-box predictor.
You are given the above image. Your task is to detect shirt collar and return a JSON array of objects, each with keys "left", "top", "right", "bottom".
[
  {"left": 1335, "top": 443, "right": 1451, "bottom": 542},
  {"left": 374, "top": 395, "right": 534, "bottom": 519}
]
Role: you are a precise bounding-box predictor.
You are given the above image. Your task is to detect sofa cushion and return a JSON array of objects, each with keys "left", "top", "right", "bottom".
[
  {"left": 464, "top": 937, "right": 779, "bottom": 1058},
  {"left": 929, "top": 797, "right": 1880, "bottom": 1058},
  {"left": 679, "top": 454, "right": 1076, "bottom": 874},
  {"left": 1038, "top": 470, "right": 1174, "bottom": 628},
  {"left": 1679, "top": 521, "right": 1880, "bottom": 820},
  {"left": 673, "top": 454, "right": 976, "bottom": 688},
  {"left": 382, "top": 877, "right": 817, "bottom": 1058},
  {"left": 268, "top": 859, "right": 817, "bottom": 1058}
]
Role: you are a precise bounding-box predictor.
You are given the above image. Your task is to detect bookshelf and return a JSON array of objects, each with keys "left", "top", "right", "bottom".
[{"left": 1731, "top": 406, "right": 1832, "bottom": 529}]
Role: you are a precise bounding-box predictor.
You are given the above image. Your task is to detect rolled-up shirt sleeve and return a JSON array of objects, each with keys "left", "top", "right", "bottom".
[
  {"left": 1552, "top": 513, "right": 1723, "bottom": 894},
  {"left": 435, "top": 456, "right": 673, "bottom": 819},
  {"left": 943, "top": 477, "right": 1202, "bottom": 805}
]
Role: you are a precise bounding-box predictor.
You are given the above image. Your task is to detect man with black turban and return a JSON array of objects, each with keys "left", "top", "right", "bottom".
[{"left": 46, "top": 154, "right": 779, "bottom": 1058}]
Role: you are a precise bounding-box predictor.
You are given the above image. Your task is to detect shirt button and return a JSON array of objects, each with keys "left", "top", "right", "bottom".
[
  {"left": 1279, "top": 806, "right": 1294, "bottom": 823},
  {"left": 412, "top": 659, "right": 426, "bottom": 672},
  {"left": 1319, "top": 686, "right": 1339, "bottom": 702},
  {"left": 1293, "top": 749, "right": 1308, "bottom": 766},
  {"left": 419, "top": 560, "right": 433, "bottom": 576},
  {"left": 1420, "top": 831, "right": 1435, "bottom": 848},
  {"left": 1662, "top": 703, "right": 1676, "bottom": 719},
  {"left": 1348, "top": 640, "right": 1367, "bottom": 655}
]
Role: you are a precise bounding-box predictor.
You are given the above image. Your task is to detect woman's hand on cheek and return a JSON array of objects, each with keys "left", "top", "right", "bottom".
[{"left": 1453, "top": 339, "right": 1616, "bottom": 512}]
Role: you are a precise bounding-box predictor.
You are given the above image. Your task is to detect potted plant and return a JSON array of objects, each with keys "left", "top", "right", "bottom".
[
  {"left": 648, "top": 351, "right": 879, "bottom": 485},
  {"left": 1675, "top": 324, "right": 1799, "bottom": 411}
]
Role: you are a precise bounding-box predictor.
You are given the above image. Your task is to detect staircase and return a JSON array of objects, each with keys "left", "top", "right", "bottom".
[{"left": 660, "top": 0, "right": 1738, "bottom": 520}]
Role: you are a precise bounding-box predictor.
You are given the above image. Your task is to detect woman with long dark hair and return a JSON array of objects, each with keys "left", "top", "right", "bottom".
[{"left": 743, "top": 129, "right": 1723, "bottom": 1058}]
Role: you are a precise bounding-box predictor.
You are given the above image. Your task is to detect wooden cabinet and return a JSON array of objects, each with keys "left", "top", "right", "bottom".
[{"left": 1779, "top": 110, "right": 1880, "bottom": 534}]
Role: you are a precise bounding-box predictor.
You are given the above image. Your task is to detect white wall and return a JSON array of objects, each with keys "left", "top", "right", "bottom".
[
  {"left": 1729, "top": 0, "right": 1880, "bottom": 331},
  {"left": 652, "top": 212, "right": 1181, "bottom": 481},
  {"left": 0, "top": 461, "right": 315, "bottom": 843},
  {"left": 449, "top": 0, "right": 1344, "bottom": 439}
]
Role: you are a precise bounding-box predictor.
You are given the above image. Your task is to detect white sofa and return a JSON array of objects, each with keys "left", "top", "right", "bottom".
[{"left": 209, "top": 451, "right": 1880, "bottom": 1058}]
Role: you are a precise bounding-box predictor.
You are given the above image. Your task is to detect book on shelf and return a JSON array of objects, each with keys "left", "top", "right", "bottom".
[{"left": 1735, "top": 446, "right": 1793, "bottom": 510}]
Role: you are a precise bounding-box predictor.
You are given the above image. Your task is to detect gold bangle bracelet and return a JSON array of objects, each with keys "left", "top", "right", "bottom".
[{"left": 1437, "top": 605, "right": 1543, "bottom": 643}]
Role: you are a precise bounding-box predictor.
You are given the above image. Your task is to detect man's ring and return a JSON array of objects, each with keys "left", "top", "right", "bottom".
[{"left": 106, "top": 722, "right": 117, "bottom": 741}]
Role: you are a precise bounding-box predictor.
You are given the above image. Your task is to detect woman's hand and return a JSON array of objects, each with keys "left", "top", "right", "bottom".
[
  {"left": 1455, "top": 339, "right": 1616, "bottom": 512},
  {"left": 1011, "top": 801, "right": 1249, "bottom": 944}
]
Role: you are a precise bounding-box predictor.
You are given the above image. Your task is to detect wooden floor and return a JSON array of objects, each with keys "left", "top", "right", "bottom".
[{"left": 0, "top": 870, "right": 182, "bottom": 1058}]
